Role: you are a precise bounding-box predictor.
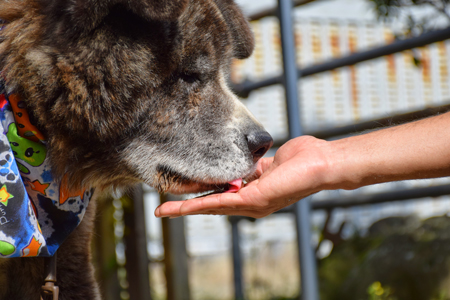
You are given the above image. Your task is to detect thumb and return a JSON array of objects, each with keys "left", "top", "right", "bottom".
[{"left": 256, "top": 157, "right": 275, "bottom": 176}]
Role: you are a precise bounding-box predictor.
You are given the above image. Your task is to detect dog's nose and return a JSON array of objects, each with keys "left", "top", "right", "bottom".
[{"left": 246, "top": 130, "right": 273, "bottom": 163}]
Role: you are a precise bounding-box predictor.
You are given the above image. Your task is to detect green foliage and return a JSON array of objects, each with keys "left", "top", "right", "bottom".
[
  {"left": 319, "top": 215, "right": 450, "bottom": 300},
  {"left": 367, "top": 282, "right": 398, "bottom": 300},
  {"left": 367, "top": 0, "right": 450, "bottom": 34}
]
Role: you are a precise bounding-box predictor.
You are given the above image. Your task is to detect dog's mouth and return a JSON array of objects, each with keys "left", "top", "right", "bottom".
[
  {"left": 154, "top": 164, "right": 247, "bottom": 194},
  {"left": 188, "top": 178, "right": 245, "bottom": 198},
  {"left": 165, "top": 178, "right": 245, "bottom": 195},
  {"left": 209, "top": 178, "right": 243, "bottom": 193},
  {"left": 222, "top": 178, "right": 243, "bottom": 193}
]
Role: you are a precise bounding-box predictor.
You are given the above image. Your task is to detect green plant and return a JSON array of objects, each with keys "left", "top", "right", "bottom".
[
  {"left": 367, "top": 0, "right": 450, "bottom": 34},
  {"left": 367, "top": 281, "right": 398, "bottom": 300}
]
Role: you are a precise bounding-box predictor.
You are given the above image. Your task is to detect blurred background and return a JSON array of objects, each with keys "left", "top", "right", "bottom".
[{"left": 93, "top": 1, "right": 450, "bottom": 299}]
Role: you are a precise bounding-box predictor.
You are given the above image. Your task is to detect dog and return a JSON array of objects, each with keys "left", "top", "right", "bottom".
[{"left": 0, "top": 0, "right": 273, "bottom": 298}]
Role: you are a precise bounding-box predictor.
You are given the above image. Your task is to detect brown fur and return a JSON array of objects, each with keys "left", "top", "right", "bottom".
[
  {"left": 0, "top": 0, "right": 267, "bottom": 298},
  {"left": 0, "top": 0, "right": 257, "bottom": 192}
]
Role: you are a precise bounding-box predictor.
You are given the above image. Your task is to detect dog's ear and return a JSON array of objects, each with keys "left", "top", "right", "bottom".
[
  {"left": 214, "top": 0, "right": 254, "bottom": 59},
  {"left": 39, "top": 0, "right": 188, "bottom": 34}
]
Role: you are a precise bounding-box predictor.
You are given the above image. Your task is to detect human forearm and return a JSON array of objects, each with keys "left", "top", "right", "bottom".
[{"left": 325, "top": 111, "right": 450, "bottom": 190}]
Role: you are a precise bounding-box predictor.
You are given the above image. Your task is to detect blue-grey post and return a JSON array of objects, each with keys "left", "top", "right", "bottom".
[
  {"left": 277, "top": 0, "right": 320, "bottom": 299},
  {"left": 230, "top": 218, "right": 245, "bottom": 300}
]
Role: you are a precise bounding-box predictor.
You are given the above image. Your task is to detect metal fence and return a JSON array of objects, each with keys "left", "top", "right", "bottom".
[
  {"left": 112, "top": 1, "right": 450, "bottom": 300},
  {"left": 227, "top": 1, "right": 450, "bottom": 300}
]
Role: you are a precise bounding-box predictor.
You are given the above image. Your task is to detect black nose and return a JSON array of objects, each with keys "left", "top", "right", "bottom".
[{"left": 246, "top": 130, "right": 273, "bottom": 163}]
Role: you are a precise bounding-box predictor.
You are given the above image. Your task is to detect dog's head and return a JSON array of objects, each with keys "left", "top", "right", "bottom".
[{"left": 0, "top": 0, "right": 273, "bottom": 194}]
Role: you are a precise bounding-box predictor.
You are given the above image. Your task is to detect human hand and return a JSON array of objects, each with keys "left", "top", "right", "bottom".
[{"left": 154, "top": 136, "right": 332, "bottom": 218}]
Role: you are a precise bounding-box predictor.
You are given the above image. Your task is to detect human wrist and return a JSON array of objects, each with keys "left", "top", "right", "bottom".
[
  {"left": 324, "top": 129, "right": 407, "bottom": 190},
  {"left": 295, "top": 136, "right": 362, "bottom": 192},
  {"left": 323, "top": 136, "right": 374, "bottom": 191}
]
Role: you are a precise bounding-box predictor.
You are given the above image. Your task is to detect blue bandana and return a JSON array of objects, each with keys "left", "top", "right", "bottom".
[{"left": 0, "top": 81, "right": 92, "bottom": 257}]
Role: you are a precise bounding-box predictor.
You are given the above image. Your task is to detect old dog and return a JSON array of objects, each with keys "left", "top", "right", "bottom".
[{"left": 0, "top": 0, "right": 272, "bottom": 298}]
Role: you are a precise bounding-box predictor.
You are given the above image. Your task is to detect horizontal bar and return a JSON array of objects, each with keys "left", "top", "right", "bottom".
[
  {"left": 312, "top": 184, "right": 450, "bottom": 210},
  {"left": 300, "top": 26, "right": 450, "bottom": 77},
  {"left": 233, "top": 76, "right": 283, "bottom": 98},
  {"left": 232, "top": 27, "right": 450, "bottom": 98},
  {"left": 247, "top": 0, "right": 316, "bottom": 21},
  {"left": 308, "top": 103, "right": 450, "bottom": 140},
  {"left": 268, "top": 103, "right": 450, "bottom": 148}
]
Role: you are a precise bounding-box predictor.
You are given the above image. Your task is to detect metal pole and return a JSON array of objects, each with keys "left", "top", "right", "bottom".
[
  {"left": 311, "top": 184, "right": 450, "bottom": 210},
  {"left": 277, "top": 1, "right": 320, "bottom": 299},
  {"left": 265, "top": 102, "right": 450, "bottom": 148},
  {"left": 229, "top": 217, "right": 245, "bottom": 300},
  {"left": 123, "top": 186, "right": 152, "bottom": 300},
  {"left": 161, "top": 194, "right": 191, "bottom": 300}
]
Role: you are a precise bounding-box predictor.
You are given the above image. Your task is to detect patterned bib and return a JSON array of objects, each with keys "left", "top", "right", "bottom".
[{"left": 0, "top": 81, "right": 92, "bottom": 257}]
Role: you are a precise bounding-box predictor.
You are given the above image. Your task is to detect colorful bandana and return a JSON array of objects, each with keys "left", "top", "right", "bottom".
[{"left": 0, "top": 80, "right": 92, "bottom": 257}]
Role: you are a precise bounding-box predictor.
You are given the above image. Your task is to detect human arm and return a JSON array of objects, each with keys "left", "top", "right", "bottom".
[{"left": 154, "top": 111, "right": 450, "bottom": 218}]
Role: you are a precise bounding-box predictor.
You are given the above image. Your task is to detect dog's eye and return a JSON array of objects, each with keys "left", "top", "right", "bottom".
[{"left": 180, "top": 72, "right": 201, "bottom": 84}]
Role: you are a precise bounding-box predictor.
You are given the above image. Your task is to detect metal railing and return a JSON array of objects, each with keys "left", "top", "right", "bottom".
[{"left": 228, "top": 1, "right": 450, "bottom": 299}]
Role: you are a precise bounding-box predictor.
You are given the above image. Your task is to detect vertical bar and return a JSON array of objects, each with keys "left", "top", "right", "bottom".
[
  {"left": 161, "top": 194, "right": 191, "bottom": 300},
  {"left": 277, "top": 1, "right": 320, "bottom": 299},
  {"left": 124, "top": 185, "right": 152, "bottom": 300},
  {"left": 93, "top": 198, "right": 121, "bottom": 300},
  {"left": 229, "top": 217, "right": 245, "bottom": 300},
  {"left": 294, "top": 197, "right": 319, "bottom": 300}
]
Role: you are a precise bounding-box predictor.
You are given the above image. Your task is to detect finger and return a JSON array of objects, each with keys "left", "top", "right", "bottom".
[
  {"left": 255, "top": 157, "right": 274, "bottom": 176},
  {"left": 155, "top": 200, "right": 270, "bottom": 218},
  {"left": 184, "top": 209, "right": 270, "bottom": 218},
  {"left": 178, "top": 192, "right": 245, "bottom": 215},
  {"left": 154, "top": 192, "right": 246, "bottom": 217},
  {"left": 181, "top": 182, "right": 274, "bottom": 216},
  {"left": 154, "top": 200, "right": 186, "bottom": 217},
  {"left": 155, "top": 184, "right": 262, "bottom": 217}
]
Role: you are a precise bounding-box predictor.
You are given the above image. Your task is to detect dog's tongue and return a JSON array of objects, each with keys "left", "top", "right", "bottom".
[{"left": 225, "top": 178, "right": 243, "bottom": 193}]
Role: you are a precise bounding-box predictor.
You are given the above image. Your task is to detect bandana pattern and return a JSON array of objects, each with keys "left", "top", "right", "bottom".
[{"left": 0, "top": 81, "right": 92, "bottom": 257}]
